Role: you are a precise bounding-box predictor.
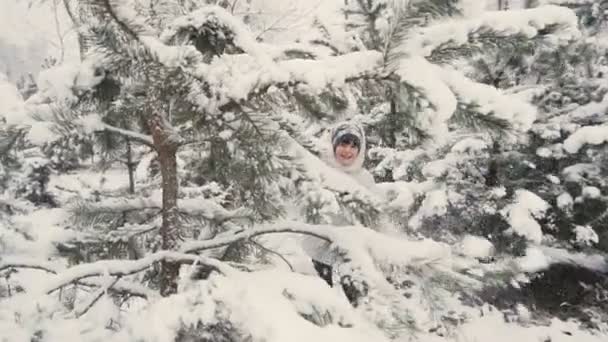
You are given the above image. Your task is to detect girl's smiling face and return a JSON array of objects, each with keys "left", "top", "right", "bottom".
[{"left": 335, "top": 138, "right": 360, "bottom": 166}]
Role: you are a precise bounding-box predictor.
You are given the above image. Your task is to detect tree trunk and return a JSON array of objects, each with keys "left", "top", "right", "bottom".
[
  {"left": 149, "top": 114, "right": 180, "bottom": 297},
  {"left": 388, "top": 97, "right": 398, "bottom": 148},
  {"left": 126, "top": 138, "right": 135, "bottom": 194},
  {"left": 485, "top": 140, "right": 501, "bottom": 187}
]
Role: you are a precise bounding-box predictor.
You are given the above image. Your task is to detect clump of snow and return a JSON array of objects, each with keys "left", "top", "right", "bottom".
[
  {"left": 30, "top": 62, "right": 86, "bottom": 103},
  {"left": 536, "top": 147, "right": 553, "bottom": 158},
  {"left": 0, "top": 72, "right": 27, "bottom": 125},
  {"left": 162, "top": 6, "right": 272, "bottom": 65},
  {"left": 76, "top": 114, "right": 104, "bottom": 134},
  {"left": 370, "top": 147, "right": 425, "bottom": 180},
  {"left": 563, "top": 125, "right": 608, "bottom": 153},
  {"left": 489, "top": 186, "right": 507, "bottom": 199},
  {"left": 582, "top": 186, "right": 601, "bottom": 199},
  {"left": 460, "top": 235, "right": 494, "bottom": 258},
  {"left": 517, "top": 247, "right": 550, "bottom": 272},
  {"left": 9, "top": 208, "right": 73, "bottom": 260},
  {"left": 408, "top": 188, "right": 449, "bottom": 229},
  {"left": 451, "top": 137, "right": 488, "bottom": 153},
  {"left": 25, "top": 121, "right": 59, "bottom": 146},
  {"left": 556, "top": 192, "right": 574, "bottom": 210},
  {"left": 502, "top": 190, "right": 550, "bottom": 244},
  {"left": 377, "top": 181, "right": 418, "bottom": 211},
  {"left": 573, "top": 225, "right": 599, "bottom": 246},
  {"left": 395, "top": 56, "right": 456, "bottom": 139},
  {"left": 546, "top": 174, "right": 560, "bottom": 184},
  {"left": 562, "top": 163, "right": 600, "bottom": 182}
]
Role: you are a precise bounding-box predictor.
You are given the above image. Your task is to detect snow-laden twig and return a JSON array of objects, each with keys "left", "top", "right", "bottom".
[
  {"left": 181, "top": 222, "right": 332, "bottom": 253},
  {"left": 181, "top": 220, "right": 451, "bottom": 270},
  {"left": 400, "top": 5, "right": 580, "bottom": 57},
  {"left": 99, "top": 123, "right": 154, "bottom": 147},
  {"left": 40, "top": 252, "right": 234, "bottom": 294},
  {"left": 79, "top": 278, "right": 155, "bottom": 299},
  {"left": 75, "top": 276, "right": 121, "bottom": 318},
  {"left": 78, "top": 195, "right": 248, "bottom": 221},
  {"left": 0, "top": 258, "right": 155, "bottom": 299},
  {"left": 248, "top": 237, "right": 295, "bottom": 272},
  {"left": 0, "top": 259, "right": 58, "bottom": 274}
]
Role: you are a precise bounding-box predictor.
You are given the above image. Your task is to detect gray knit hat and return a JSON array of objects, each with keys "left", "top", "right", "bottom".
[{"left": 331, "top": 123, "right": 363, "bottom": 152}]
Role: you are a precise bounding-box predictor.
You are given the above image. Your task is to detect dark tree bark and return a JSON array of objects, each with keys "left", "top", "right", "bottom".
[
  {"left": 126, "top": 138, "right": 136, "bottom": 194},
  {"left": 149, "top": 114, "right": 180, "bottom": 296}
]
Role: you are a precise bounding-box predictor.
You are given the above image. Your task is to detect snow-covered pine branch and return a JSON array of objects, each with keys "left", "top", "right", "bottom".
[
  {"left": 181, "top": 220, "right": 450, "bottom": 269},
  {"left": 72, "top": 194, "right": 249, "bottom": 222},
  {"left": 399, "top": 5, "right": 580, "bottom": 59},
  {"left": 0, "top": 258, "right": 155, "bottom": 299},
  {"left": 40, "top": 251, "right": 234, "bottom": 295},
  {"left": 87, "top": 0, "right": 388, "bottom": 115}
]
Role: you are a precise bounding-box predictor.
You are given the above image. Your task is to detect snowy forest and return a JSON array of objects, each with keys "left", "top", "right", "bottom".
[{"left": 2, "top": 0, "right": 608, "bottom": 341}]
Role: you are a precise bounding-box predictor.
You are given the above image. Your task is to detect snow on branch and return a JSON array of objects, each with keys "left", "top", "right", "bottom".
[
  {"left": 0, "top": 257, "right": 154, "bottom": 299},
  {"left": 400, "top": 5, "right": 580, "bottom": 58},
  {"left": 180, "top": 222, "right": 332, "bottom": 254},
  {"left": 0, "top": 258, "right": 58, "bottom": 274},
  {"left": 77, "top": 195, "right": 247, "bottom": 221},
  {"left": 78, "top": 114, "right": 154, "bottom": 147},
  {"left": 91, "top": 0, "right": 203, "bottom": 68},
  {"left": 160, "top": 6, "right": 272, "bottom": 64},
  {"left": 99, "top": 123, "right": 154, "bottom": 147},
  {"left": 95, "top": 0, "right": 386, "bottom": 112},
  {"left": 563, "top": 124, "right": 608, "bottom": 153},
  {"left": 439, "top": 66, "right": 538, "bottom": 132},
  {"left": 40, "top": 251, "right": 234, "bottom": 294},
  {"left": 393, "top": 57, "right": 537, "bottom": 139},
  {"left": 160, "top": 6, "right": 341, "bottom": 61},
  {"left": 181, "top": 220, "right": 451, "bottom": 270}
]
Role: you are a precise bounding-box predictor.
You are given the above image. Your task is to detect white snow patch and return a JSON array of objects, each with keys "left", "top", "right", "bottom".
[
  {"left": 517, "top": 247, "right": 550, "bottom": 272},
  {"left": 460, "top": 235, "right": 494, "bottom": 258},
  {"left": 451, "top": 137, "right": 488, "bottom": 153},
  {"left": 536, "top": 147, "right": 553, "bottom": 158},
  {"left": 563, "top": 125, "right": 608, "bottom": 153},
  {"left": 556, "top": 192, "right": 574, "bottom": 210},
  {"left": 562, "top": 163, "right": 599, "bottom": 182},
  {"left": 408, "top": 188, "right": 449, "bottom": 229},
  {"left": 502, "top": 190, "right": 549, "bottom": 244},
  {"left": 573, "top": 225, "right": 599, "bottom": 246},
  {"left": 582, "top": 186, "right": 601, "bottom": 199}
]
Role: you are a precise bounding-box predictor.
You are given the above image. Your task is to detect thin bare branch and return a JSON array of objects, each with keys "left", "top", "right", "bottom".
[
  {"left": 98, "top": 123, "right": 154, "bottom": 147},
  {"left": 249, "top": 238, "right": 294, "bottom": 272},
  {"left": 75, "top": 276, "right": 121, "bottom": 318},
  {"left": 0, "top": 260, "right": 58, "bottom": 274},
  {"left": 181, "top": 222, "right": 333, "bottom": 254}
]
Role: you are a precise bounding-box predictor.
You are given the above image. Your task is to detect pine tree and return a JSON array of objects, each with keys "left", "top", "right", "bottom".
[{"left": 3, "top": 1, "right": 603, "bottom": 341}]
